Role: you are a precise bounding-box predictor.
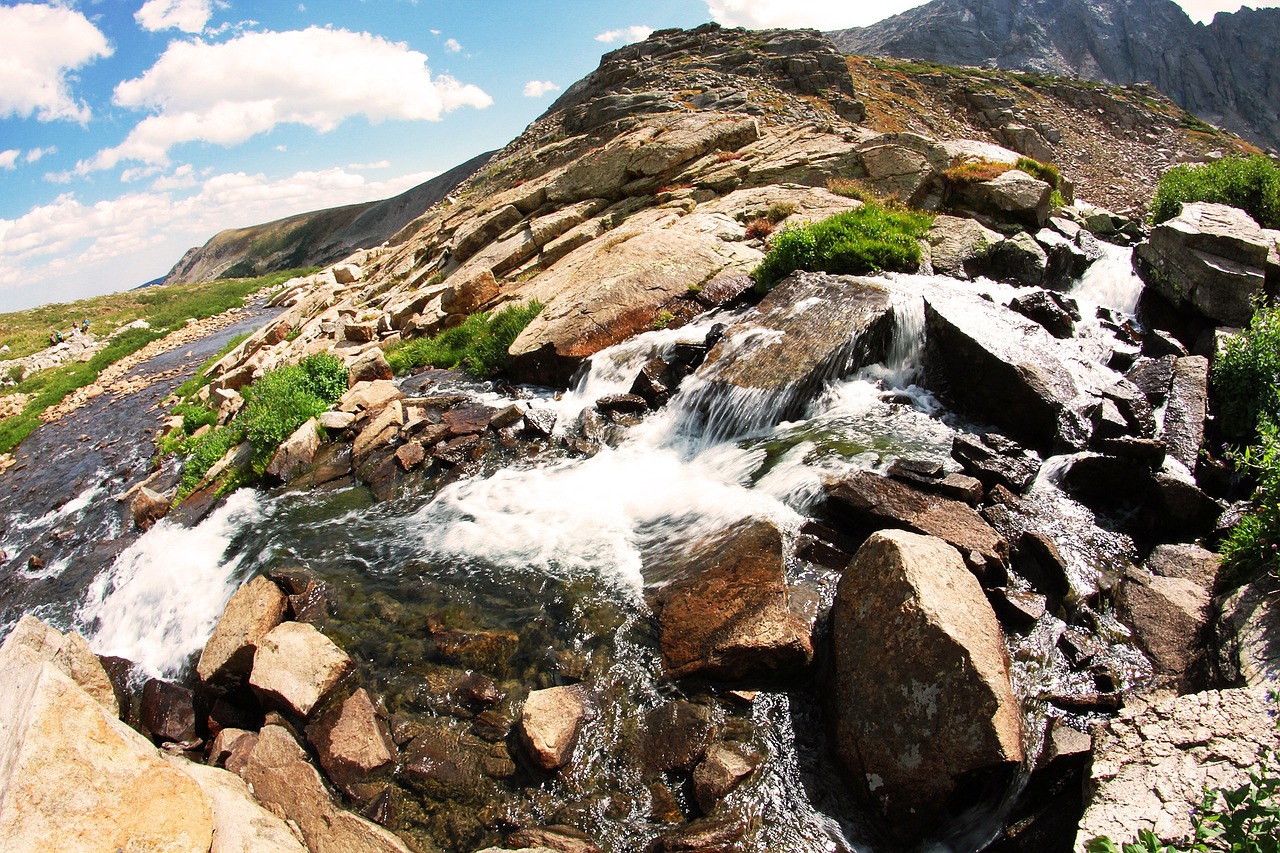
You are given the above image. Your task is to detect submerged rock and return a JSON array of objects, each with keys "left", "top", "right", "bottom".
[
  {"left": 646, "top": 519, "right": 813, "bottom": 681},
  {"left": 831, "top": 530, "right": 1024, "bottom": 843}
]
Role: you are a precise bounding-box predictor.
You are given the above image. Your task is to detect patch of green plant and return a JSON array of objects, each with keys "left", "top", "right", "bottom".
[
  {"left": 1085, "top": 694, "right": 1280, "bottom": 851},
  {"left": 1150, "top": 156, "right": 1280, "bottom": 228},
  {"left": 172, "top": 332, "right": 251, "bottom": 400},
  {"left": 764, "top": 202, "right": 796, "bottom": 224},
  {"left": 386, "top": 301, "right": 543, "bottom": 377},
  {"left": 175, "top": 402, "right": 218, "bottom": 435},
  {"left": 1016, "top": 156, "right": 1062, "bottom": 189},
  {"left": 652, "top": 310, "right": 675, "bottom": 330},
  {"left": 1219, "top": 416, "right": 1280, "bottom": 586},
  {"left": 1212, "top": 304, "right": 1280, "bottom": 442},
  {"left": 751, "top": 203, "right": 934, "bottom": 290},
  {"left": 179, "top": 423, "right": 245, "bottom": 496}
]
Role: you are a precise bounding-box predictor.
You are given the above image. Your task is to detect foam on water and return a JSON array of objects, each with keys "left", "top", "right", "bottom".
[
  {"left": 1072, "top": 242, "right": 1143, "bottom": 315},
  {"left": 12, "top": 476, "right": 109, "bottom": 531},
  {"left": 78, "top": 489, "right": 262, "bottom": 678}
]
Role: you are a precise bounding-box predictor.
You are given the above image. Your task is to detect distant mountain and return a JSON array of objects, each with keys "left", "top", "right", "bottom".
[
  {"left": 827, "top": 0, "right": 1280, "bottom": 152},
  {"left": 162, "top": 150, "right": 496, "bottom": 286}
]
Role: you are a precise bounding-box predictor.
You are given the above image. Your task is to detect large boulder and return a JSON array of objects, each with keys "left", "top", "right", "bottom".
[
  {"left": 161, "top": 755, "right": 307, "bottom": 852},
  {"left": 645, "top": 519, "right": 813, "bottom": 681},
  {"left": 927, "top": 214, "right": 1002, "bottom": 279},
  {"left": 0, "top": 632, "right": 214, "bottom": 851},
  {"left": 1214, "top": 574, "right": 1280, "bottom": 686},
  {"left": 198, "top": 575, "right": 288, "bottom": 685},
  {"left": 831, "top": 531, "right": 1024, "bottom": 843},
  {"left": 1133, "top": 202, "right": 1280, "bottom": 325},
  {"left": 249, "top": 622, "right": 353, "bottom": 716},
  {"left": 681, "top": 272, "right": 895, "bottom": 443},
  {"left": 231, "top": 724, "right": 412, "bottom": 853},
  {"left": 1118, "top": 562, "right": 1212, "bottom": 691},
  {"left": 953, "top": 169, "right": 1054, "bottom": 228},
  {"left": 266, "top": 418, "right": 321, "bottom": 482},
  {"left": 1076, "top": 688, "right": 1280, "bottom": 847},
  {"left": 1160, "top": 356, "right": 1208, "bottom": 472}
]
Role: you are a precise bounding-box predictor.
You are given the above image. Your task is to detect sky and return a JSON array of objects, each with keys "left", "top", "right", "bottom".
[{"left": 0, "top": 0, "right": 1269, "bottom": 311}]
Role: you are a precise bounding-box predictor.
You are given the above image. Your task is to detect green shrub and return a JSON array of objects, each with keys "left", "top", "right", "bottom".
[
  {"left": 1150, "top": 156, "right": 1280, "bottom": 228},
  {"left": 1219, "top": 417, "right": 1280, "bottom": 584},
  {"left": 1085, "top": 696, "right": 1279, "bottom": 852},
  {"left": 239, "top": 353, "right": 348, "bottom": 472},
  {"left": 652, "top": 310, "right": 674, "bottom": 330},
  {"left": 1211, "top": 305, "right": 1280, "bottom": 442},
  {"left": 179, "top": 423, "right": 245, "bottom": 495},
  {"left": 175, "top": 402, "right": 217, "bottom": 435},
  {"left": 751, "top": 204, "right": 934, "bottom": 290},
  {"left": 386, "top": 301, "right": 543, "bottom": 377}
]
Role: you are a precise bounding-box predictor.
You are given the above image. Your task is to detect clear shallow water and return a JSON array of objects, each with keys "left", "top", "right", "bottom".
[{"left": 2, "top": 258, "right": 1152, "bottom": 852}]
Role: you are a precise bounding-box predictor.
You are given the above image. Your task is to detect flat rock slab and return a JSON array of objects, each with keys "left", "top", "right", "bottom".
[
  {"left": 646, "top": 519, "right": 813, "bottom": 681},
  {"left": 685, "top": 272, "right": 895, "bottom": 443},
  {"left": 250, "top": 621, "right": 353, "bottom": 716},
  {"left": 1076, "top": 687, "right": 1280, "bottom": 847},
  {"left": 831, "top": 530, "right": 1023, "bottom": 844}
]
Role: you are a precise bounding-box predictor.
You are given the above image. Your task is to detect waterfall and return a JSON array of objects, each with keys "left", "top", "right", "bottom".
[{"left": 1072, "top": 242, "right": 1143, "bottom": 315}]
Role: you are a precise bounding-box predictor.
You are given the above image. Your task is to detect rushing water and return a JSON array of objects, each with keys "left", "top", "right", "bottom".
[{"left": 0, "top": 259, "right": 1152, "bottom": 851}]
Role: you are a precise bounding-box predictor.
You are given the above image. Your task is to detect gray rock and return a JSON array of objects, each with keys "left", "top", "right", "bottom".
[
  {"left": 1214, "top": 575, "right": 1280, "bottom": 686},
  {"left": 831, "top": 531, "right": 1023, "bottom": 843},
  {"left": 1076, "top": 688, "right": 1280, "bottom": 847},
  {"left": 927, "top": 214, "right": 1002, "bottom": 279},
  {"left": 1119, "top": 565, "right": 1212, "bottom": 690},
  {"left": 1161, "top": 356, "right": 1208, "bottom": 473},
  {"left": 988, "top": 231, "right": 1049, "bottom": 285},
  {"left": 959, "top": 169, "right": 1053, "bottom": 228}
]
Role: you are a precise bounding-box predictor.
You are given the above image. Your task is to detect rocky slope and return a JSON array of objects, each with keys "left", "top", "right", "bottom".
[
  {"left": 827, "top": 0, "right": 1280, "bottom": 152},
  {"left": 162, "top": 151, "right": 494, "bottom": 286}
]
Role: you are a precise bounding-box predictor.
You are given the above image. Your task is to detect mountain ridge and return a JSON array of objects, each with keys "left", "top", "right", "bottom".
[{"left": 826, "top": 0, "right": 1280, "bottom": 152}]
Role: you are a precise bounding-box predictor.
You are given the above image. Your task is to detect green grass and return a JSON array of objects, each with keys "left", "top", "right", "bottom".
[
  {"left": 1015, "top": 156, "right": 1062, "bottom": 190},
  {"left": 751, "top": 203, "right": 934, "bottom": 290},
  {"left": 386, "top": 301, "right": 544, "bottom": 377},
  {"left": 1150, "top": 156, "right": 1280, "bottom": 228}
]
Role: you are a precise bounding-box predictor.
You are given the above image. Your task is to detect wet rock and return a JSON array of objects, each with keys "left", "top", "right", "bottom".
[
  {"left": 1092, "top": 436, "right": 1167, "bottom": 465},
  {"left": 232, "top": 724, "right": 412, "bottom": 853},
  {"left": 1161, "top": 356, "right": 1208, "bottom": 470},
  {"left": 646, "top": 520, "right": 813, "bottom": 681},
  {"left": 1009, "top": 289, "right": 1076, "bottom": 339},
  {"left": 305, "top": 688, "right": 395, "bottom": 793},
  {"left": 951, "top": 433, "right": 1041, "bottom": 493},
  {"left": 651, "top": 813, "right": 749, "bottom": 852},
  {"left": 457, "top": 672, "right": 504, "bottom": 708},
  {"left": 518, "top": 685, "right": 592, "bottom": 772},
  {"left": 352, "top": 400, "right": 404, "bottom": 463},
  {"left": 443, "top": 405, "right": 493, "bottom": 436},
  {"left": 795, "top": 531, "right": 854, "bottom": 571},
  {"left": 630, "top": 357, "right": 687, "bottom": 409},
  {"left": 1059, "top": 628, "right": 1105, "bottom": 669},
  {"left": 595, "top": 393, "right": 648, "bottom": 415},
  {"left": 505, "top": 826, "right": 602, "bottom": 853},
  {"left": 2, "top": 616, "right": 120, "bottom": 717},
  {"left": 339, "top": 380, "right": 403, "bottom": 415},
  {"left": 831, "top": 531, "right": 1023, "bottom": 844},
  {"left": 1125, "top": 356, "right": 1175, "bottom": 406},
  {"left": 141, "top": 678, "right": 198, "bottom": 745},
  {"left": 987, "top": 587, "right": 1048, "bottom": 629},
  {"left": 1120, "top": 561, "right": 1213, "bottom": 690},
  {"left": 641, "top": 700, "right": 716, "bottom": 775},
  {"left": 348, "top": 348, "right": 393, "bottom": 386},
  {"left": 267, "top": 418, "right": 321, "bottom": 482},
  {"left": 434, "top": 433, "right": 483, "bottom": 466},
  {"left": 1035, "top": 227, "right": 1090, "bottom": 288},
  {"left": 1060, "top": 454, "right": 1152, "bottom": 512},
  {"left": 432, "top": 627, "right": 519, "bottom": 671},
  {"left": 162, "top": 756, "right": 307, "bottom": 852},
  {"left": 693, "top": 741, "right": 761, "bottom": 814},
  {"left": 1150, "top": 473, "right": 1223, "bottom": 539},
  {"left": 1012, "top": 531, "right": 1071, "bottom": 608},
  {"left": 130, "top": 486, "right": 171, "bottom": 531},
  {"left": 822, "top": 470, "right": 1009, "bottom": 584},
  {"left": 926, "top": 214, "right": 1002, "bottom": 279},
  {"left": 270, "top": 566, "right": 330, "bottom": 625},
  {"left": 1214, "top": 575, "right": 1280, "bottom": 686},
  {"left": 250, "top": 622, "right": 353, "bottom": 717},
  {"left": 198, "top": 576, "right": 288, "bottom": 685},
  {"left": 0, "top": 636, "right": 213, "bottom": 852},
  {"left": 523, "top": 407, "right": 558, "bottom": 437},
  {"left": 888, "top": 458, "right": 984, "bottom": 505},
  {"left": 685, "top": 272, "right": 895, "bottom": 442},
  {"left": 1133, "top": 202, "right": 1280, "bottom": 325},
  {"left": 989, "top": 231, "right": 1049, "bottom": 286},
  {"left": 1076, "top": 688, "right": 1279, "bottom": 847},
  {"left": 988, "top": 719, "right": 1089, "bottom": 853}
]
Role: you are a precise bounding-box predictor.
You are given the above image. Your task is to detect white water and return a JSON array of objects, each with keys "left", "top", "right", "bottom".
[
  {"left": 1072, "top": 242, "right": 1143, "bottom": 315},
  {"left": 78, "top": 489, "right": 262, "bottom": 678}
]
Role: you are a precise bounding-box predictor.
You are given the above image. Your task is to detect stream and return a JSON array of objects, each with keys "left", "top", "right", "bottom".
[{"left": 0, "top": 260, "right": 1153, "bottom": 852}]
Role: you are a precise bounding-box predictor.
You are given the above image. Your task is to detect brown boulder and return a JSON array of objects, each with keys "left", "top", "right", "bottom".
[
  {"left": 647, "top": 520, "right": 813, "bottom": 681},
  {"left": 266, "top": 418, "right": 321, "bottom": 482},
  {"left": 305, "top": 688, "right": 395, "bottom": 793},
  {"left": 831, "top": 530, "right": 1023, "bottom": 843},
  {"left": 693, "top": 742, "right": 761, "bottom": 813},
  {"left": 347, "top": 348, "right": 393, "bottom": 386},
  {"left": 130, "top": 486, "right": 171, "bottom": 530},
  {"left": 141, "top": 678, "right": 197, "bottom": 745}
]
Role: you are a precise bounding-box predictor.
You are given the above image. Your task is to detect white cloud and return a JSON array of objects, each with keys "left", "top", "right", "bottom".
[
  {"left": 595, "top": 25, "right": 653, "bottom": 44},
  {"left": 705, "top": 0, "right": 906, "bottom": 29},
  {"left": 0, "top": 4, "right": 112, "bottom": 123},
  {"left": 77, "top": 27, "right": 492, "bottom": 174},
  {"left": 135, "top": 0, "right": 213, "bottom": 33},
  {"left": 443, "top": 37, "right": 462, "bottom": 53},
  {"left": 522, "top": 80, "right": 560, "bottom": 98},
  {"left": 25, "top": 146, "right": 56, "bottom": 164},
  {"left": 0, "top": 165, "right": 441, "bottom": 301},
  {"left": 348, "top": 160, "right": 390, "bottom": 170},
  {"left": 0, "top": 150, "right": 19, "bottom": 170}
]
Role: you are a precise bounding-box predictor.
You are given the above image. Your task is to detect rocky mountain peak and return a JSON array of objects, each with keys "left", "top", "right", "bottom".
[{"left": 827, "top": 0, "right": 1280, "bottom": 151}]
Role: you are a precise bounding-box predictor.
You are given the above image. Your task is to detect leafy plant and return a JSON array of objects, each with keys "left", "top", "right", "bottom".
[
  {"left": 1211, "top": 304, "right": 1280, "bottom": 442},
  {"left": 1085, "top": 696, "right": 1280, "bottom": 852},
  {"left": 744, "top": 218, "right": 775, "bottom": 240},
  {"left": 1150, "top": 156, "right": 1280, "bottom": 228},
  {"left": 652, "top": 310, "right": 675, "bottom": 330},
  {"left": 751, "top": 203, "right": 934, "bottom": 289},
  {"left": 1219, "top": 416, "right": 1280, "bottom": 585},
  {"left": 386, "top": 301, "right": 543, "bottom": 377}
]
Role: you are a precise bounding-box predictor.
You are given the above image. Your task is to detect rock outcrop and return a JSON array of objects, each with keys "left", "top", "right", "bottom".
[{"left": 831, "top": 530, "right": 1023, "bottom": 842}]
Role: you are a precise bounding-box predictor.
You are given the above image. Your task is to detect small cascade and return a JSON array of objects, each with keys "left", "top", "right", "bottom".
[{"left": 1072, "top": 242, "right": 1143, "bottom": 315}]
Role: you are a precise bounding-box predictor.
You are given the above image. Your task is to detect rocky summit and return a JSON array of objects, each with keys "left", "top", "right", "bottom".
[{"left": 3, "top": 20, "right": 1280, "bottom": 853}]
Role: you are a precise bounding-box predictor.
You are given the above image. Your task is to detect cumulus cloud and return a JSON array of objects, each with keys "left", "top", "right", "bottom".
[
  {"left": 443, "top": 37, "right": 462, "bottom": 53},
  {"left": 595, "top": 25, "right": 653, "bottom": 44},
  {"left": 522, "top": 80, "right": 560, "bottom": 98},
  {"left": 77, "top": 26, "right": 492, "bottom": 174},
  {"left": 25, "top": 146, "right": 56, "bottom": 164},
  {"left": 135, "top": 0, "right": 213, "bottom": 33},
  {"left": 705, "top": 0, "right": 911, "bottom": 29},
  {"left": 0, "top": 165, "right": 440, "bottom": 297},
  {"left": 0, "top": 4, "right": 112, "bottom": 123},
  {"left": 0, "top": 150, "right": 19, "bottom": 170}
]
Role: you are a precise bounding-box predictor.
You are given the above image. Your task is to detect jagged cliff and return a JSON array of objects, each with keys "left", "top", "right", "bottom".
[
  {"left": 161, "top": 150, "right": 495, "bottom": 286},
  {"left": 827, "top": 0, "right": 1280, "bottom": 152}
]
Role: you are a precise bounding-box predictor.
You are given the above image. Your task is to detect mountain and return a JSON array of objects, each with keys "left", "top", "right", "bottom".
[
  {"left": 826, "top": 0, "right": 1280, "bottom": 152},
  {"left": 161, "top": 150, "right": 496, "bottom": 286}
]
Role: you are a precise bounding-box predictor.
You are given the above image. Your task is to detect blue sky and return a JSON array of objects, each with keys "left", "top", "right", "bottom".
[{"left": 0, "top": 0, "right": 1267, "bottom": 311}]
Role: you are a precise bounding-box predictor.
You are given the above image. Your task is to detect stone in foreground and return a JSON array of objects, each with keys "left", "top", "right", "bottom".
[{"left": 831, "top": 530, "right": 1023, "bottom": 843}]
